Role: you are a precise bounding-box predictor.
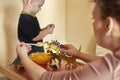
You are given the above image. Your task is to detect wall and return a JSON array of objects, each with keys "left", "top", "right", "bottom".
[
  {"left": 0, "top": 0, "right": 21, "bottom": 65},
  {"left": 66, "top": 0, "right": 96, "bottom": 54},
  {"left": 0, "top": 5, "right": 7, "bottom": 66}
]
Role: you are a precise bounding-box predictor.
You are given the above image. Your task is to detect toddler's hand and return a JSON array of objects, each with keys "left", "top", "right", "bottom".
[{"left": 46, "top": 24, "right": 55, "bottom": 34}]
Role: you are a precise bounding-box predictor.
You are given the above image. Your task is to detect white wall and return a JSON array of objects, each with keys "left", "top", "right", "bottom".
[
  {"left": 0, "top": 6, "right": 7, "bottom": 65},
  {"left": 66, "top": 0, "right": 96, "bottom": 54},
  {"left": 0, "top": 0, "right": 20, "bottom": 65}
]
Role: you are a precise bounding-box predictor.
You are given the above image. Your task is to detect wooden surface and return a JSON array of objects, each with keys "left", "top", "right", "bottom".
[{"left": 0, "top": 64, "right": 26, "bottom": 80}]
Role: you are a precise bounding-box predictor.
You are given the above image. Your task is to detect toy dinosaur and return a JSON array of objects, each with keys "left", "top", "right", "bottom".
[{"left": 11, "top": 40, "right": 78, "bottom": 72}]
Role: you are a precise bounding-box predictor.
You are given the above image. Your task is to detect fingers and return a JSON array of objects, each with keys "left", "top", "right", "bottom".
[
  {"left": 18, "top": 42, "right": 25, "bottom": 47},
  {"left": 16, "top": 42, "right": 32, "bottom": 58},
  {"left": 59, "top": 48, "right": 66, "bottom": 53},
  {"left": 47, "top": 24, "right": 55, "bottom": 29},
  {"left": 49, "top": 24, "right": 55, "bottom": 28},
  {"left": 45, "top": 24, "right": 55, "bottom": 34},
  {"left": 60, "top": 44, "right": 72, "bottom": 49},
  {"left": 17, "top": 42, "right": 32, "bottom": 52},
  {"left": 59, "top": 44, "right": 70, "bottom": 53}
]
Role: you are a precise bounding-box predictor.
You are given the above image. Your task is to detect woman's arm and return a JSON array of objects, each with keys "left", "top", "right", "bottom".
[
  {"left": 16, "top": 43, "right": 46, "bottom": 80},
  {"left": 75, "top": 52, "right": 101, "bottom": 62},
  {"left": 60, "top": 44, "right": 101, "bottom": 62}
]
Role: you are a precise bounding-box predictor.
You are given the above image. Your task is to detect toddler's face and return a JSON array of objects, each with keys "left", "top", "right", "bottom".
[{"left": 30, "top": 0, "right": 45, "bottom": 14}]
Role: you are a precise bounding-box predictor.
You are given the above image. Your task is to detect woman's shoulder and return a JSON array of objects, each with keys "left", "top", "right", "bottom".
[
  {"left": 103, "top": 52, "right": 120, "bottom": 61},
  {"left": 101, "top": 53, "right": 120, "bottom": 70}
]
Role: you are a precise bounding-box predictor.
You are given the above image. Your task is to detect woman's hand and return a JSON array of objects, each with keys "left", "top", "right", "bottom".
[
  {"left": 16, "top": 42, "right": 31, "bottom": 58},
  {"left": 60, "top": 44, "right": 80, "bottom": 57}
]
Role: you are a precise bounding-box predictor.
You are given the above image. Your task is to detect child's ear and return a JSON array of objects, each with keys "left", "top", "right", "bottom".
[
  {"left": 27, "top": 0, "right": 32, "bottom": 6},
  {"left": 105, "top": 17, "right": 113, "bottom": 36}
]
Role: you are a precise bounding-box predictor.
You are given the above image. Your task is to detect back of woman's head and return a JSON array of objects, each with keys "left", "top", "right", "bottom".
[{"left": 94, "top": 0, "right": 120, "bottom": 23}]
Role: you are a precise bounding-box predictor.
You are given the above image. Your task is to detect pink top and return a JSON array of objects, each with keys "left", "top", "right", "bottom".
[{"left": 41, "top": 52, "right": 120, "bottom": 80}]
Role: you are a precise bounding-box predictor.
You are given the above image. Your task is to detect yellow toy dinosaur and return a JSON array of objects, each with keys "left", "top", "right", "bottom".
[{"left": 12, "top": 40, "right": 78, "bottom": 72}]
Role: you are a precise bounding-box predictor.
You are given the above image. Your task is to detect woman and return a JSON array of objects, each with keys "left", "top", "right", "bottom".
[{"left": 16, "top": 0, "right": 120, "bottom": 80}]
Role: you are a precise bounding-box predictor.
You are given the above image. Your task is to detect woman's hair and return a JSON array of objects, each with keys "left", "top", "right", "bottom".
[{"left": 94, "top": 0, "right": 120, "bottom": 22}]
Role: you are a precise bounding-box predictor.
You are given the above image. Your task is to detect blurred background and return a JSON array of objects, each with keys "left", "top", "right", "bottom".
[{"left": 0, "top": 0, "right": 110, "bottom": 69}]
